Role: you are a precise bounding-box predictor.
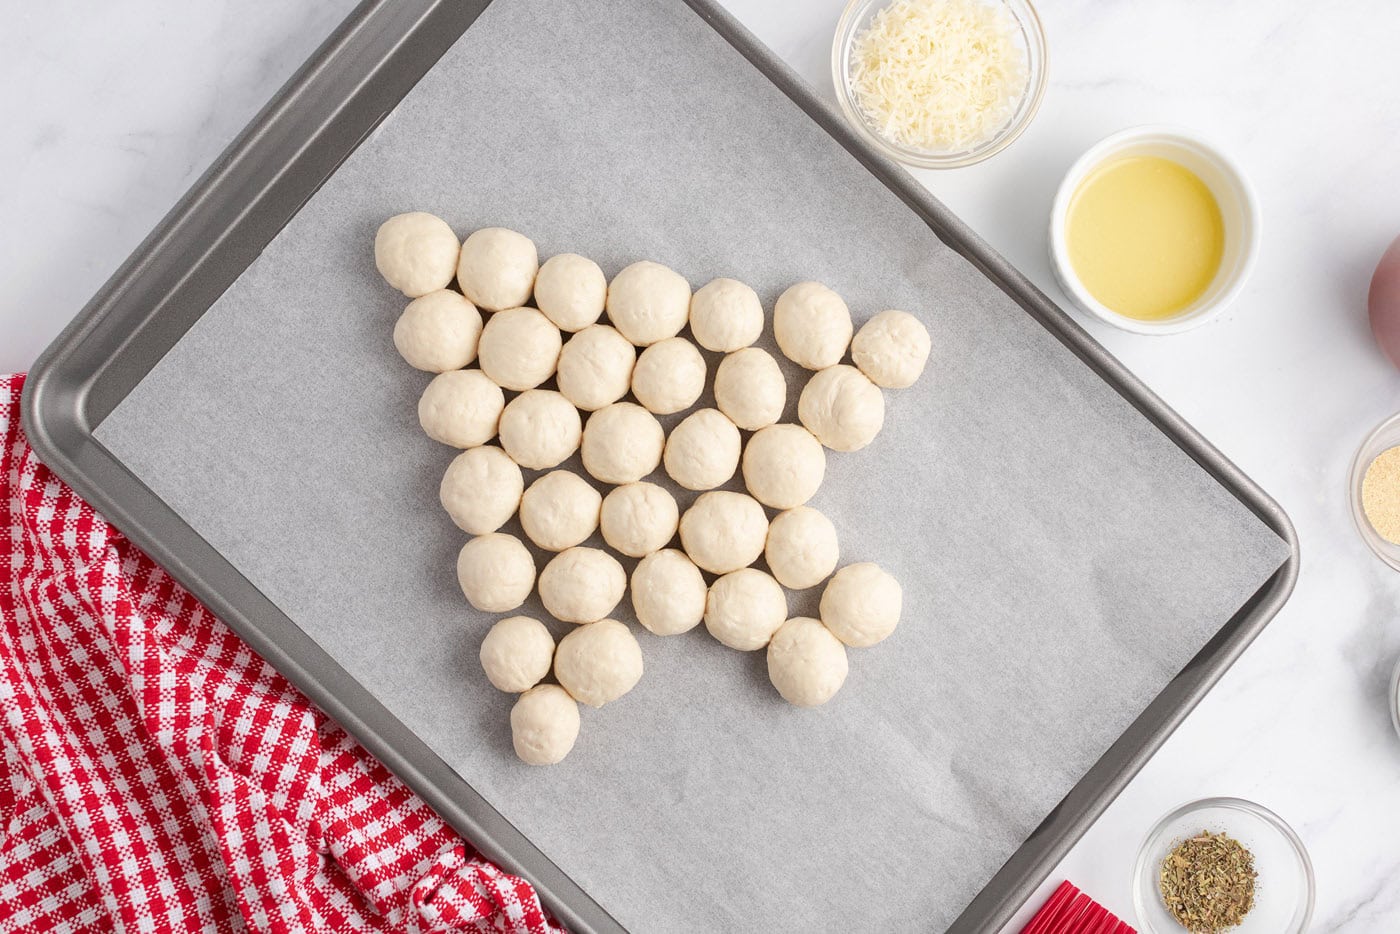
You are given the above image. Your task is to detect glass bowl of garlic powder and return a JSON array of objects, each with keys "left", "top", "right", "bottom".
[
  {"left": 1351, "top": 411, "right": 1400, "bottom": 570},
  {"left": 832, "top": 0, "right": 1048, "bottom": 168}
]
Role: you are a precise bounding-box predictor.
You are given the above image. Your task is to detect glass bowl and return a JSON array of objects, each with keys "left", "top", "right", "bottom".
[
  {"left": 830, "top": 0, "right": 1048, "bottom": 169},
  {"left": 1350, "top": 410, "right": 1400, "bottom": 570},
  {"left": 1391, "top": 653, "right": 1400, "bottom": 740},
  {"left": 1133, "top": 798, "right": 1314, "bottom": 934}
]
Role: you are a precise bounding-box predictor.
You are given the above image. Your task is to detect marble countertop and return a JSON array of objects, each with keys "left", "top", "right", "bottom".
[{"left": 3, "top": 0, "right": 1398, "bottom": 929}]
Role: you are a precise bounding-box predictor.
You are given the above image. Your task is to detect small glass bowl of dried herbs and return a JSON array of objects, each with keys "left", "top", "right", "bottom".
[{"left": 1132, "top": 797, "right": 1314, "bottom": 934}]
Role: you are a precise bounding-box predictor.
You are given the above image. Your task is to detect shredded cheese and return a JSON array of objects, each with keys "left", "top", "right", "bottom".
[{"left": 849, "top": 0, "right": 1029, "bottom": 153}]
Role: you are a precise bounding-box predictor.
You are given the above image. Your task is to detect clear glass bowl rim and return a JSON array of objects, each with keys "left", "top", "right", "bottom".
[
  {"left": 830, "top": 0, "right": 1050, "bottom": 169},
  {"left": 1391, "top": 653, "right": 1400, "bottom": 740},
  {"left": 1131, "top": 796, "right": 1316, "bottom": 934},
  {"left": 1350, "top": 409, "right": 1400, "bottom": 571}
]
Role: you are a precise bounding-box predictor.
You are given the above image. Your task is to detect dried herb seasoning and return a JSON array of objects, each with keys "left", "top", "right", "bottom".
[{"left": 1159, "top": 831, "right": 1257, "bottom": 933}]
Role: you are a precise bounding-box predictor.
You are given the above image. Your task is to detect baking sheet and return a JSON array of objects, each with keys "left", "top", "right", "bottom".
[{"left": 94, "top": 0, "right": 1290, "bottom": 930}]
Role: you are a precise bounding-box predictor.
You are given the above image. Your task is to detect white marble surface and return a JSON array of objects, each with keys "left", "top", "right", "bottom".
[{"left": 3, "top": 0, "right": 1398, "bottom": 930}]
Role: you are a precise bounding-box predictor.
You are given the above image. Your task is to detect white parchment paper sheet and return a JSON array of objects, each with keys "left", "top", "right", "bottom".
[{"left": 97, "top": 0, "right": 1290, "bottom": 930}]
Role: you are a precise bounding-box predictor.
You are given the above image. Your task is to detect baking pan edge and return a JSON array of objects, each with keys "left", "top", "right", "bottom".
[{"left": 22, "top": 0, "right": 1299, "bottom": 931}]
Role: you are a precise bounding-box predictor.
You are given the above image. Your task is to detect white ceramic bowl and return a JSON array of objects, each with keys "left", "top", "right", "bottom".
[{"left": 1049, "top": 126, "right": 1261, "bottom": 335}]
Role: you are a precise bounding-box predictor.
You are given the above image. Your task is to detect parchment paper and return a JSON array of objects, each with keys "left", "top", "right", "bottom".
[{"left": 96, "top": 0, "right": 1291, "bottom": 930}]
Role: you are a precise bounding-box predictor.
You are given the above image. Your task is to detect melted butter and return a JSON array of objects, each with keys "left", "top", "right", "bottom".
[{"left": 1066, "top": 155, "right": 1225, "bottom": 321}]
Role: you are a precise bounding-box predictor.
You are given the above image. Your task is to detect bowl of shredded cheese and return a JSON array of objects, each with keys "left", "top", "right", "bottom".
[{"left": 832, "top": 0, "right": 1047, "bottom": 168}]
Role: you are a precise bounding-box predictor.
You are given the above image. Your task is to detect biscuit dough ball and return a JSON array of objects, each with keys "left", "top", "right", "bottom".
[
  {"left": 456, "top": 533, "right": 535, "bottom": 613},
  {"left": 511, "top": 685, "right": 580, "bottom": 765},
  {"left": 581, "top": 402, "right": 664, "bottom": 484},
  {"left": 704, "top": 568, "right": 787, "bottom": 651},
  {"left": 678, "top": 491, "right": 769, "bottom": 575},
  {"left": 714, "top": 348, "right": 786, "bottom": 431},
  {"left": 519, "top": 471, "right": 601, "bottom": 551},
  {"left": 820, "top": 562, "right": 903, "bottom": 647},
  {"left": 764, "top": 506, "right": 839, "bottom": 590},
  {"left": 852, "top": 310, "right": 931, "bottom": 389},
  {"left": 689, "top": 277, "right": 764, "bottom": 352},
  {"left": 556, "top": 325, "right": 636, "bottom": 412},
  {"left": 498, "top": 390, "right": 582, "bottom": 470},
  {"left": 417, "top": 369, "right": 504, "bottom": 449},
  {"left": 393, "top": 290, "right": 483, "bottom": 372},
  {"left": 741, "top": 424, "right": 825, "bottom": 509},
  {"left": 600, "top": 482, "right": 679, "bottom": 558},
  {"left": 534, "top": 253, "right": 606, "bottom": 331},
  {"left": 631, "top": 338, "right": 706, "bottom": 415},
  {"left": 767, "top": 617, "right": 849, "bottom": 707},
  {"left": 439, "top": 446, "right": 524, "bottom": 534},
  {"left": 480, "top": 616, "right": 555, "bottom": 693},
  {"left": 374, "top": 212, "right": 460, "bottom": 298},
  {"left": 774, "top": 281, "right": 853, "bottom": 370},
  {"left": 477, "top": 307, "right": 562, "bottom": 391},
  {"left": 456, "top": 227, "right": 538, "bottom": 312},
  {"left": 798, "top": 364, "right": 885, "bottom": 452},
  {"left": 539, "top": 547, "right": 627, "bottom": 624},
  {"left": 663, "top": 408, "right": 741, "bottom": 491},
  {"left": 630, "top": 549, "right": 706, "bottom": 636},
  {"left": 605, "top": 260, "right": 691, "bottom": 346},
  {"left": 554, "top": 619, "right": 643, "bottom": 707}
]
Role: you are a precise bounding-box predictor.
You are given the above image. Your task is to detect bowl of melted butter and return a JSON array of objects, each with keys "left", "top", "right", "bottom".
[{"left": 1050, "top": 126, "right": 1260, "bottom": 335}]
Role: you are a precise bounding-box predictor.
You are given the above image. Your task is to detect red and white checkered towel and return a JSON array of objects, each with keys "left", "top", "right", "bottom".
[{"left": 0, "top": 374, "right": 561, "bottom": 933}]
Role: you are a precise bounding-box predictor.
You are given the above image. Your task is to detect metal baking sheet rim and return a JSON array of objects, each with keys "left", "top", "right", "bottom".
[{"left": 20, "top": 0, "right": 1299, "bottom": 931}]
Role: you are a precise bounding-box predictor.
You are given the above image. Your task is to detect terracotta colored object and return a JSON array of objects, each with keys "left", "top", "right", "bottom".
[{"left": 1369, "top": 235, "right": 1400, "bottom": 369}]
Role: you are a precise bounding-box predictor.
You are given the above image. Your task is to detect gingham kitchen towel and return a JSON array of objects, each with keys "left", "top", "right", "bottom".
[{"left": 0, "top": 374, "right": 561, "bottom": 933}]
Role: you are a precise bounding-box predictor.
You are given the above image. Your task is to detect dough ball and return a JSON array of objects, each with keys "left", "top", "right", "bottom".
[
  {"left": 767, "top": 617, "right": 849, "bottom": 707},
  {"left": 519, "top": 471, "right": 601, "bottom": 551},
  {"left": 554, "top": 619, "right": 643, "bottom": 707},
  {"left": 498, "top": 390, "right": 582, "bottom": 470},
  {"left": 456, "top": 227, "right": 538, "bottom": 312},
  {"left": 704, "top": 568, "right": 787, "bottom": 651},
  {"left": 605, "top": 260, "right": 691, "bottom": 346},
  {"left": 393, "top": 290, "right": 482, "bottom": 372},
  {"left": 534, "top": 253, "right": 606, "bottom": 331},
  {"left": 689, "top": 277, "right": 764, "bottom": 352},
  {"left": 439, "top": 446, "right": 523, "bottom": 534},
  {"left": 374, "top": 212, "right": 460, "bottom": 298},
  {"left": 477, "top": 307, "right": 562, "bottom": 391},
  {"left": 663, "top": 408, "right": 741, "bottom": 491},
  {"left": 556, "top": 324, "right": 636, "bottom": 412},
  {"left": 765, "top": 506, "right": 839, "bottom": 590},
  {"left": 741, "top": 424, "right": 825, "bottom": 509},
  {"left": 539, "top": 546, "right": 627, "bottom": 624},
  {"left": 820, "top": 562, "right": 902, "bottom": 647},
  {"left": 798, "top": 364, "right": 885, "bottom": 452},
  {"left": 600, "top": 481, "right": 679, "bottom": 558},
  {"left": 852, "top": 310, "right": 931, "bottom": 389},
  {"left": 714, "top": 347, "right": 786, "bottom": 431},
  {"left": 630, "top": 549, "right": 706, "bottom": 636},
  {"left": 480, "top": 615, "right": 555, "bottom": 692},
  {"left": 631, "top": 337, "right": 706, "bottom": 415},
  {"left": 581, "top": 402, "right": 664, "bottom": 484},
  {"left": 456, "top": 533, "right": 535, "bottom": 613},
  {"left": 774, "top": 281, "right": 853, "bottom": 370},
  {"left": 678, "top": 491, "right": 769, "bottom": 575},
  {"left": 417, "top": 369, "right": 504, "bottom": 449},
  {"left": 510, "top": 685, "right": 580, "bottom": 765}
]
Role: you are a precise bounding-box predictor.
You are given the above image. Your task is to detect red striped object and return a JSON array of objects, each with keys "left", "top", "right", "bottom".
[
  {"left": 1021, "top": 881, "right": 1136, "bottom": 934},
  {"left": 1, "top": 372, "right": 559, "bottom": 933}
]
